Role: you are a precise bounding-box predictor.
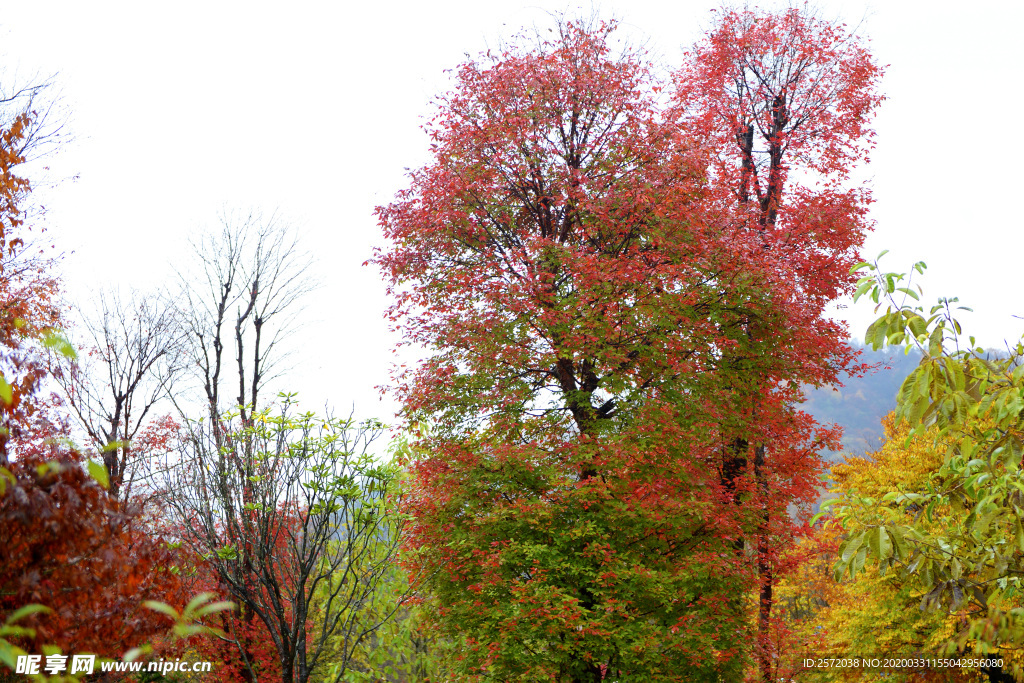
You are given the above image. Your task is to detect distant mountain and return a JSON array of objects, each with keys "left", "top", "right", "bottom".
[{"left": 800, "top": 343, "right": 922, "bottom": 461}]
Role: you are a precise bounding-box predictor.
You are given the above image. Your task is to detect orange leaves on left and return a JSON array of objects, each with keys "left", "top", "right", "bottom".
[
  {"left": 0, "top": 426, "right": 185, "bottom": 656},
  {"left": 0, "top": 110, "right": 186, "bottom": 662},
  {"left": 0, "top": 114, "right": 61, "bottom": 461}
]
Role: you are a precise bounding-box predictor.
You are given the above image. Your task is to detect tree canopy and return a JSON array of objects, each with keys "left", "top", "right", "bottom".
[{"left": 375, "top": 11, "right": 882, "bottom": 681}]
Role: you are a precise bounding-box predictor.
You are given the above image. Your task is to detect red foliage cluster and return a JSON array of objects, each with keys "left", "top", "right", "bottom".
[
  {"left": 0, "top": 422, "right": 184, "bottom": 656},
  {"left": 180, "top": 558, "right": 283, "bottom": 683},
  {"left": 0, "top": 116, "right": 60, "bottom": 460}
]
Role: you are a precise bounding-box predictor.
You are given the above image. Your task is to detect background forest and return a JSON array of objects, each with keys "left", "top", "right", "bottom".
[{"left": 2, "top": 5, "right": 1024, "bottom": 683}]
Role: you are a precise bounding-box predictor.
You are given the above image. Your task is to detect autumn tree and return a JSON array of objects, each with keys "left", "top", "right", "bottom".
[
  {"left": 832, "top": 258, "right": 1024, "bottom": 682},
  {"left": 0, "top": 414, "right": 185, "bottom": 659},
  {"left": 0, "top": 68, "right": 73, "bottom": 466},
  {"left": 163, "top": 399, "right": 405, "bottom": 683},
  {"left": 0, "top": 114, "right": 61, "bottom": 464},
  {"left": 672, "top": 8, "right": 883, "bottom": 679},
  {"left": 374, "top": 16, "right": 868, "bottom": 681},
  {"left": 776, "top": 415, "right": 992, "bottom": 682},
  {"left": 51, "top": 290, "right": 185, "bottom": 501},
  {"left": 163, "top": 211, "right": 319, "bottom": 680}
]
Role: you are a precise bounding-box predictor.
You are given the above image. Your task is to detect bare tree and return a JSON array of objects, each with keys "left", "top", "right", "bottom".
[
  {"left": 163, "top": 401, "right": 406, "bottom": 683},
  {"left": 167, "top": 211, "right": 328, "bottom": 681},
  {"left": 175, "top": 211, "right": 314, "bottom": 428},
  {"left": 51, "top": 290, "right": 185, "bottom": 501}
]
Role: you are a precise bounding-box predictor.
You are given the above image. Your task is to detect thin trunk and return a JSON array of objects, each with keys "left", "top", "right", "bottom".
[
  {"left": 732, "top": 90, "right": 786, "bottom": 683},
  {"left": 753, "top": 444, "right": 773, "bottom": 683}
]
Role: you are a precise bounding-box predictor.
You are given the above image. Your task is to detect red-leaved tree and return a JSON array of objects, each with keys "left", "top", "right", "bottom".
[
  {"left": 374, "top": 13, "right": 877, "bottom": 681},
  {"left": 0, "top": 412, "right": 185, "bottom": 657},
  {"left": 0, "top": 113, "right": 61, "bottom": 464},
  {"left": 673, "top": 8, "right": 883, "bottom": 681}
]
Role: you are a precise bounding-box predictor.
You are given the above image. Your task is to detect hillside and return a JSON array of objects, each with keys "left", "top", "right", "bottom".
[{"left": 801, "top": 343, "right": 922, "bottom": 460}]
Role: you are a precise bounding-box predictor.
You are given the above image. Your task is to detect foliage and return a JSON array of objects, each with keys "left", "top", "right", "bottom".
[
  {"left": 0, "top": 416, "right": 185, "bottom": 658},
  {"left": 374, "top": 10, "right": 881, "bottom": 680},
  {"left": 378, "top": 18, "right": 733, "bottom": 681},
  {"left": 832, "top": 257, "right": 1024, "bottom": 661},
  {"left": 0, "top": 114, "right": 62, "bottom": 462},
  {"left": 318, "top": 538, "right": 452, "bottom": 683},
  {"left": 673, "top": 10, "right": 883, "bottom": 680},
  {"left": 165, "top": 397, "right": 405, "bottom": 683},
  {"left": 780, "top": 416, "right": 982, "bottom": 682},
  {"left": 310, "top": 446, "right": 448, "bottom": 683},
  {"left": 160, "top": 562, "right": 282, "bottom": 683}
]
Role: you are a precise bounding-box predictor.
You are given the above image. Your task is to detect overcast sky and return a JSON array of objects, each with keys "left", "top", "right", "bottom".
[{"left": 2, "top": 1, "right": 1022, "bottom": 419}]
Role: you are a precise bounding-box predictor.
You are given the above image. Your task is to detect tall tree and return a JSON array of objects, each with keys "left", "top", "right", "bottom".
[
  {"left": 51, "top": 290, "right": 184, "bottom": 501},
  {"left": 0, "top": 113, "right": 61, "bottom": 464},
  {"left": 163, "top": 400, "right": 404, "bottom": 683},
  {"left": 375, "top": 17, "right": 857, "bottom": 681},
  {"left": 176, "top": 211, "right": 314, "bottom": 428},
  {"left": 166, "top": 212, "right": 315, "bottom": 681},
  {"left": 672, "top": 8, "right": 883, "bottom": 680}
]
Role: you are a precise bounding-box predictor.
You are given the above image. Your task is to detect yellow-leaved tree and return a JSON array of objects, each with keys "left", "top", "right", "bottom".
[{"left": 777, "top": 414, "right": 1022, "bottom": 681}]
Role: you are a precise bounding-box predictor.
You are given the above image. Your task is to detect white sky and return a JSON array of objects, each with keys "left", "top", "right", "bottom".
[{"left": 2, "top": 1, "right": 1022, "bottom": 420}]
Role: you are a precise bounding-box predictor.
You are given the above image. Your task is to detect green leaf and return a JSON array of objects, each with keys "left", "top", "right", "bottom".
[
  {"left": 5, "top": 604, "right": 51, "bottom": 624},
  {"left": 865, "top": 318, "right": 885, "bottom": 350},
  {"left": 194, "top": 600, "right": 235, "bottom": 618},
  {"left": 841, "top": 532, "right": 865, "bottom": 564},
  {"left": 0, "top": 376, "right": 11, "bottom": 406},
  {"left": 852, "top": 545, "right": 867, "bottom": 578},
  {"left": 907, "top": 314, "right": 928, "bottom": 338},
  {"left": 876, "top": 526, "right": 893, "bottom": 561},
  {"left": 849, "top": 261, "right": 872, "bottom": 274},
  {"left": 143, "top": 601, "right": 180, "bottom": 620},
  {"left": 87, "top": 460, "right": 110, "bottom": 489},
  {"left": 853, "top": 279, "right": 875, "bottom": 303},
  {"left": 41, "top": 330, "right": 78, "bottom": 360},
  {"left": 929, "top": 325, "right": 944, "bottom": 356},
  {"left": 896, "top": 287, "right": 920, "bottom": 301},
  {"left": 889, "top": 526, "right": 909, "bottom": 560},
  {"left": 866, "top": 527, "right": 881, "bottom": 558}
]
